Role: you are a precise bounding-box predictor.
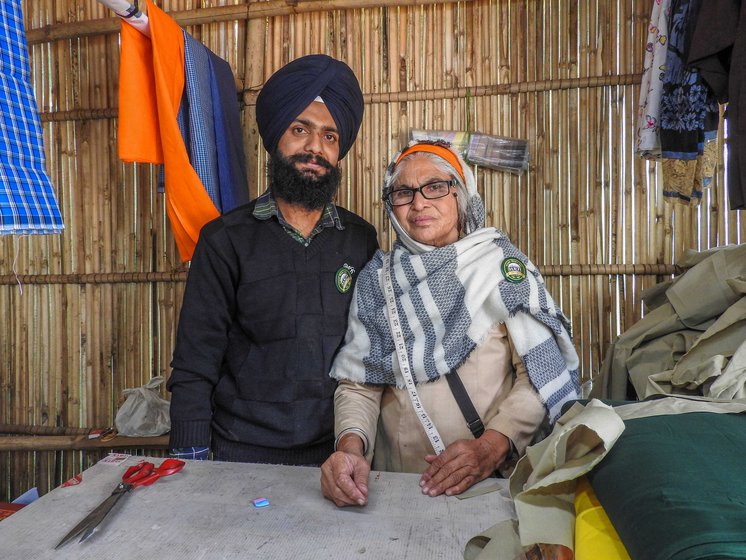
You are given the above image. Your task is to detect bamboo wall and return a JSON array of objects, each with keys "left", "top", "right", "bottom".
[{"left": 1, "top": 0, "right": 743, "bottom": 499}]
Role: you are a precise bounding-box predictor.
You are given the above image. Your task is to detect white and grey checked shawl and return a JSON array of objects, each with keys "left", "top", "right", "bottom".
[{"left": 330, "top": 227, "right": 580, "bottom": 423}]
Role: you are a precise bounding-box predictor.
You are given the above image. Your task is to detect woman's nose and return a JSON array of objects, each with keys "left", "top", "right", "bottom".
[{"left": 410, "top": 189, "right": 428, "bottom": 209}]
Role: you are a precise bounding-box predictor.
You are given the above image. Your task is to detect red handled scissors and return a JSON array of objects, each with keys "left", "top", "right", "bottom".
[{"left": 55, "top": 458, "right": 185, "bottom": 548}]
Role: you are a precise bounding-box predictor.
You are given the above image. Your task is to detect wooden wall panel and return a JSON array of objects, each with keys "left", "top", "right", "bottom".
[{"left": 2, "top": 0, "right": 743, "bottom": 498}]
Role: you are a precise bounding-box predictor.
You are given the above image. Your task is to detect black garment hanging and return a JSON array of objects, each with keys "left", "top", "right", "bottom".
[{"left": 688, "top": 0, "right": 746, "bottom": 210}]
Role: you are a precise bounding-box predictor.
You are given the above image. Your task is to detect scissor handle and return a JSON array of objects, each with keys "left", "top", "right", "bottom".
[
  {"left": 122, "top": 461, "right": 155, "bottom": 484},
  {"left": 130, "top": 458, "right": 185, "bottom": 487}
]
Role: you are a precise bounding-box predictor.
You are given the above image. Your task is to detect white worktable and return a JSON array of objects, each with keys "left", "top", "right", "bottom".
[{"left": 0, "top": 456, "right": 516, "bottom": 559}]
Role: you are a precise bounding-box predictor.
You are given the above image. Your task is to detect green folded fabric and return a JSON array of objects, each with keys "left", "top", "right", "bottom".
[{"left": 587, "top": 412, "right": 746, "bottom": 560}]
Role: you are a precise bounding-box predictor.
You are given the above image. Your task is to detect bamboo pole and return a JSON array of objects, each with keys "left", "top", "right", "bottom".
[
  {"left": 525, "top": 0, "right": 537, "bottom": 263},
  {"left": 587, "top": 1, "right": 603, "bottom": 377},
  {"left": 364, "top": 7, "right": 376, "bottom": 219},
  {"left": 0, "top": 425, "right": 92, "bottom": 436},
  {"left": 713, "top": 108, "right": 725, "bottom": 246},
  {"left": 242, "top": 14, "right": 265, "bottom": 200},
  {"left": 0, "top": 262, "right": 683, "bottom": 288},
  {"left": 95, "top": 92, "right": 110, "bottom": 268},
  {"left": 27, "top": 0, "right": 477, "bottom": 46},
  {"left": 28, "top": 53, "right": 640, "bottom": 118},
  {"left": 508, "top": 3, "right": 522, "bottom": 249},
  {"left": 567, "top": 0, "right": 584, "bottom": 374},
  {"left": 0, "top": 271, "right": 188, "bottom": 285},
  {"left": 0, "top": 434, "right": 170, "bottom": 452},
  {"left": 427, "top": 4, "right": 439, "bottom": 129},
  {"left": 577, "top": 4, "right": 591, "bottom": 381}
]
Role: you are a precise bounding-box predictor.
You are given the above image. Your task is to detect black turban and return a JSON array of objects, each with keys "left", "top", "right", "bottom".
[{"left": 256, "top": 54, "right": 364, "bottom": 161}]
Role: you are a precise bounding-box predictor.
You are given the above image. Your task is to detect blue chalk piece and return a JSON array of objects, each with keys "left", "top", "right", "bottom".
[
  {"left": 252, "top": 498, "right": 270, "bottom": 508},
  {"left": 12, "top": 487, "right": 39, "bottom": 505}
]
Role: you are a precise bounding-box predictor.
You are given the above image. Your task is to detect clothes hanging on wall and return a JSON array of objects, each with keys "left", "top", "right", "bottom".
[
  {"left": 117, "top": 0, "right": 247, "bottom": 261},
  {"left": 635, "top": 0, "right": 734, "bottom": 208},
  {"left": 179, "top": 33, "right": 248, "bottom": 214},
  {"left": 207, "top": 49, "right": 249, "bottom": 213},
  {"left": 687, "top": 0, "right": 746, "bottom": 211},
  {"left": 176, "top": 34, "right": 221, "bottom": 209},
  {"left": 661, "top": 0, "right": 720, "bottom": 205},
  {"left": 0, "top": 2, "right": 64, "bottom": 235},
  {"left": 636, "top": 0, "right": 671, "bottom": 159}
]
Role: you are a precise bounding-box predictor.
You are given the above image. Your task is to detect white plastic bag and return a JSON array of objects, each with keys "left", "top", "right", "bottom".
[{"left": 114, "top": 376, "right": 171, "bottom": 437}]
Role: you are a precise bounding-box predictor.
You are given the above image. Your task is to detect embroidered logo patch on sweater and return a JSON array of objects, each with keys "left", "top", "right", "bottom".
[{"left": 335, "top": 263, "right": 356, "bottom": 293}]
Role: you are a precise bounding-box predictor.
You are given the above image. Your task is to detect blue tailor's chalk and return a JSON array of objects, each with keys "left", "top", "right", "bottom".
[{"left": 252, "top": 497, "right": 270, "bottom": 508}]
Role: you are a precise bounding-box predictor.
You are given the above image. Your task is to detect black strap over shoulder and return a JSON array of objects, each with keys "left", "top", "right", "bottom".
[{"left": 445, "top": 370, "right": 485, "bottom": 439}]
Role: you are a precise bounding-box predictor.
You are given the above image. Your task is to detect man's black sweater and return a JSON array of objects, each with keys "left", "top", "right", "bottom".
[{"left": 167, "top": 200, "right": 378, "bottom": 465}]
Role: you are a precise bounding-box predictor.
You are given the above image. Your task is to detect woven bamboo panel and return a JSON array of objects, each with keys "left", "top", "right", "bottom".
[{"left": 1, "top": 0, "right": 743, "bottom": 499}]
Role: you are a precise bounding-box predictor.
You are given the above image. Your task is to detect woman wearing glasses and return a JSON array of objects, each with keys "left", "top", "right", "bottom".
[{"left": 320, "top": 141, "right": 580, "bottom": 506}]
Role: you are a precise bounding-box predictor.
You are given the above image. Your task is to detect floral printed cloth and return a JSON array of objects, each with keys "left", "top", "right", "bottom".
[
  {"left": 659, "top": 0, "right": 719, "bottom": 206},
  {"left": 636, "top": 0, "right": 720, "bottom": 207},
  {"left": 636, "top": 0, "right": 671, "bottom": 159}
]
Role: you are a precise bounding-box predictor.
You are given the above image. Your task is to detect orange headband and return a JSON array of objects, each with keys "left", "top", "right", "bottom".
[{"left": 394, "top": 143, "right": 466, "bottom": 182}]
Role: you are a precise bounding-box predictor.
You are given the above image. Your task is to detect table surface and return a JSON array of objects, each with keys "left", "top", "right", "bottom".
[{"left": 0, "top": 456, "right": 516, "bottom": 560}]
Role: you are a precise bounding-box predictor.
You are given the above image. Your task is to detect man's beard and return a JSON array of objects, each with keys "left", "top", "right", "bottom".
[{"left": 268, "top": 152, "right": 341, "bottom": 211}]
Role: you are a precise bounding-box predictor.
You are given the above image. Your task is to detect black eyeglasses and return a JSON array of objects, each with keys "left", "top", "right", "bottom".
[{"left": 383, "top": 180, "right": 456, "bottom": 206}]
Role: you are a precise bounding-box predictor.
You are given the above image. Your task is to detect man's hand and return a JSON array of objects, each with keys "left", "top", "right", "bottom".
[
  {"left": 419, "top": 430, "right": 510, "bottom": 497},
  {"left": 320, "top": 434, "right": 371, "bottom": 507}
]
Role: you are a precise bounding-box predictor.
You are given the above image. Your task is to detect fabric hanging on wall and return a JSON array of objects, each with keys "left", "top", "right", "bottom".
[
  {"left": 176, "top": 34, "right": 221, "bottom": 208},
  {"left": 207, "top": 50, "right": 249, "bottom": 213},
  {"left": 658, "top": 0, "right": 720, "bottom": 206},
  {"left": 179, "top": 33, "right": 248, "bottom": 213},
  {"left": 687, "top": 0, "right": 746, "bottom": 211},
  {"left": 117, "top": 0, "right": 235, "bottom": 261},
  {"left": 635, "top": 0, "right": 671, "bottom": 159},
  {"left": 0, "top": 2, "right": 64, "bottom": 235}
]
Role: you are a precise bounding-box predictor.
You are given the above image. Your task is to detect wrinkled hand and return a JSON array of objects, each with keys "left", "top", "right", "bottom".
[
  {"left": 419, "top": 430, "right": 510, "bottom": 497},
  {"left": 320, "top": 449, "right": 371, "bottom": 507}
]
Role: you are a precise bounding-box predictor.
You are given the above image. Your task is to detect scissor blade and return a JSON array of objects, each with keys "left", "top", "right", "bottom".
[{"left": 54, "top": 487, "right": 128, "bottom": 549}]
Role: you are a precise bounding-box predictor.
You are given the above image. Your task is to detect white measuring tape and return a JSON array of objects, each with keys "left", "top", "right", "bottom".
[{"left": 382, "top": 253, "right": 445, "bottom": 455}]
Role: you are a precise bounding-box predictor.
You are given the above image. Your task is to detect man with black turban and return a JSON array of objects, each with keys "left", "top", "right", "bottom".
[{"left": 167, "top": 55, "right": 378, "bottom": 466}]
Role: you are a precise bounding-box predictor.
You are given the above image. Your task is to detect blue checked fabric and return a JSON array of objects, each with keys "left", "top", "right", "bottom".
[
  {"left": 170, "top": 31, "right": 248, "bottom": 213},
  {"left": 179, "top": 32, "right": 219, "bottom": 209},
  {"left": 170, "top": 446, "right": 210, "bottom": 461},
  {"left": 0, "top": 3, "right": 64, "bottom": 235}
]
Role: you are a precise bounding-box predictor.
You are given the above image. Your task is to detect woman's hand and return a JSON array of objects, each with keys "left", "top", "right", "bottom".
[
  {"left": 419, "top": 429, "right": 511, "bottom": 497},
  {"left": 320, "top": 434, "right": 371, "bottom": 507}
]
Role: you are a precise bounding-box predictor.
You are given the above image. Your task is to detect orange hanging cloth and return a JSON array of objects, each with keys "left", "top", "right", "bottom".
[{"left": 117, "top": 0, "right": 219, "bottom": 261}]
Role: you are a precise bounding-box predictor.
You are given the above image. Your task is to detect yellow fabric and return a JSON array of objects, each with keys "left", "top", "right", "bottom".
[
  {"left": 574, "top": 476, "right": 630, "bottom": 560},
  {"left": 508, "top": 400, "right": 625, "bottom": 549},
  {"left": 118, "top": 0, "right": 219, "bottom": 261}
]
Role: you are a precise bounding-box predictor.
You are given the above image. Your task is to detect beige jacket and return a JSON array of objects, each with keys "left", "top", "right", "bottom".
[
  {"left": 334, "top": 323, "right": 546, "bottom": 474},
  {"left": 591, "top": 243, "right": 746, "bottom": 400}
]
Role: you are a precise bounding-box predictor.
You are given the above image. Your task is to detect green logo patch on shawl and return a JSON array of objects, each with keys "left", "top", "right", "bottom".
[
  {"left": 501, "top": 257, "right": 527, "bottom": 283},
  {"left": 335, "top": 263, "right": 356, "bottom": 293}
]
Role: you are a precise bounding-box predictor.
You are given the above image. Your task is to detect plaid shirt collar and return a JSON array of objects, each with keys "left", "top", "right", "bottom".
[{"left": 253, "top": 189, "right": 344, "bottom": 244}]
